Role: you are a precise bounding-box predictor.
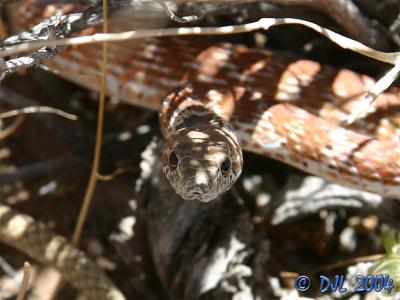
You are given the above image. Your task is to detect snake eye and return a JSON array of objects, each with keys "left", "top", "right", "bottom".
[
  {"left": 220, "top": 158, "right": 231, "bottom": 176},
  {"left": 168, "top": 151, "right": 179, "bottom": 169}
]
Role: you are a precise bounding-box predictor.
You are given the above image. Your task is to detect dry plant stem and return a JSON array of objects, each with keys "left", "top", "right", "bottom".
[
  {"left": 0, "top": 106, "right": 77, "bottom": 120},
  {"left": 96, "top": 168, "right": 124, "bottom": 181},
  {"left": 0, "top": 87, "right": 89, "bottom": 153},
  {"left": 173, "top": 0, "right": 384, "bottom": 48},
  {"left": 346, "top": 62, "right": 400, "bottom": 124},
  {"left": 16, "top": 262, "right": 31, "bottom": 300},
  {"left": 0, "top": 17, "right": 7, "bottom": 38},
  {"left": 156, "top": 0, "right": 201, "bottom": 23},
  {"left": 0, "top": 114, "right": 24, "bottom": 140},
  {"left": 314, "top": 254, "right": 384, "bottom": 273},
  {"left": 71, "top": 0, "right": 108, "bottom": 246},
  {"left": 264, "top": 0, "right": 384, "bottom": 48}
]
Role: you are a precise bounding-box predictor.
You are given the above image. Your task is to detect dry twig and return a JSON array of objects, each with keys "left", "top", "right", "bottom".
[
  {"left": 264, "top": 0, "right": 386, "bottom": 48},
  {"left": 0, "top": 115, "right": 25, "bottom": 140},
  {"left": 0, "top": 106, "right": 77, "bottom": 120},
  {"left": 16, "top": 262, "right": 31, "bottom": 300},
  {"left": 345, "top": 62, "right": 400, "bottom": 124},
  {"left": 156, "top": 0, "right": 202, "bottom": 23},
  {"left": 71, "top": 0, "right": 109, "bottom": 246}
]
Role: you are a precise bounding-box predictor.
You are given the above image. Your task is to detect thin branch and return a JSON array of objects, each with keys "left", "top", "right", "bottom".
[
  {"left": 0, "top": 115, "right": 25, "bottom": 140},
  {"left": 314, "top": 254, "right": 384, "bottom": 273},
  {"left": 0, "top": 87, "right": 87, "bottom": 154},
  {"left": 16, "top": 262, "right": 31, "bottom": 300},
  {"left": 264, "top": 0, "right": 387, "bottom": 49},
  {"left": 0, "top": 256, "right": 18, "bottom": 278},
  {"left": 345, "top": 62, "right": 400, "bottom": 124},
  {"left": 389, "top": 10, "right": 400, "bottom": 46},
  {"left": 156, "top": 0, "right": 203, "bottom": 23},
  {"left": 0, "top": 106, "right": 78, "bottom": 120},
  {"left": 71, "top": 0, "right": 109, "bottom": 246},
  {"left": 0, "top": 17, "right": 7, "bottom": 39},
  {"left": 96, "top": 168, "right": 125, "bottom": 181}
]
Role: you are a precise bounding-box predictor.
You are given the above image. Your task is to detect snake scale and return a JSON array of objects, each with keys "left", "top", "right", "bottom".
[{"left": 1, "top": 0, "right": 400, "bottom": 299}]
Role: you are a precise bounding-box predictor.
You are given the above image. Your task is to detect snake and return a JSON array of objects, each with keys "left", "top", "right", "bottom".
[
  {"left": 1, "top": 0, "right": 400, "bottom": 298},
  {"left": 160, "top": 84, "right": 243, "bottom": 202},
  {"left": 5, "top": 1, "right": 400, "bottom": 199}
]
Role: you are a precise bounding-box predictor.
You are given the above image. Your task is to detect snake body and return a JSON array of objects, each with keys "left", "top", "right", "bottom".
[
  {"left": 0, "top": 204, "right": 125, "bottom": 300},
  {"left": 5, "top": 1, "right": 400, "bottom": 199},
  {"left": 1, "top": 1, "right": 400, "bottom": 298}
]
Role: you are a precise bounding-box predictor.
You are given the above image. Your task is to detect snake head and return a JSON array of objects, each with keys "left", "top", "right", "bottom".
[{"left": 161, "top": 125, "right": 243, "bottom": 202}]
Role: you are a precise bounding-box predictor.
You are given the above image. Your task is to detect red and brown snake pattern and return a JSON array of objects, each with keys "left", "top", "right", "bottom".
[{"left": 4, "top": 1, "right": 400, "bottom": 199}]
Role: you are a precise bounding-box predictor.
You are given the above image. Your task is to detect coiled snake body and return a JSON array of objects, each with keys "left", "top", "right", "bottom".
[
  {"left": 6, "top": 2, "right": 400, "bottom": 199},
  {"left": 1, "top": 1, "right": 400, "bottom": 298},
  {"left": 43, "top": 42, "right": 400, "bottom": 198}
]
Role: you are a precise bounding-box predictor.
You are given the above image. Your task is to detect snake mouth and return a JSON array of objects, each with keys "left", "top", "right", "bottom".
[
  {"left": 188, "top": 191, "right": 202, "bottom": 200},
  {"left": 184, "top": 192, "right": 214, "bottom": 202},
  {"left": 181, "top": 180, "right": 213, "bottom": 202}
]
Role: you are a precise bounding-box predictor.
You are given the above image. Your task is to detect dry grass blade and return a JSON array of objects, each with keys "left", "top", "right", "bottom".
[
  {"left": 0, "top": 106, "right": 77, "bottom": 120},
  {"left": 314, "top": 254, "right": 384, "bottom": 273},
  {"left": 156, "top": 0, "right": 201, "bottom": 23},
  {"left": 0, "top": 114, "right": 24, "bottom": 140},
  {"left": 96, "top": 168, "right": 125, "bottom": 181},
  {"left": 345, "top": 62, "right": 400, "bottom": 124},
  {"left": 16, "top": 262, "right": 30, "bottom": 300}
]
